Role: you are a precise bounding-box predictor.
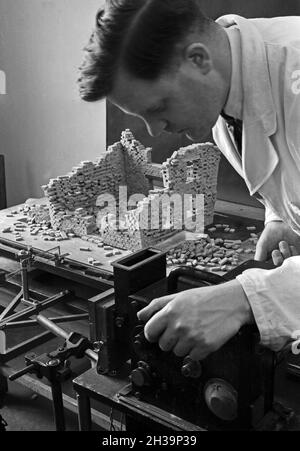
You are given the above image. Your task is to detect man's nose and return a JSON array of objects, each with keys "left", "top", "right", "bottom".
[{"left": 145, "top": 119, "right": 167, "bottom": 138}]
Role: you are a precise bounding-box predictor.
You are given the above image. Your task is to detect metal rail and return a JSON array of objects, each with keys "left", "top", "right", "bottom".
[{"left": 36, "top": 315, "right": 98, "bottom": 363}]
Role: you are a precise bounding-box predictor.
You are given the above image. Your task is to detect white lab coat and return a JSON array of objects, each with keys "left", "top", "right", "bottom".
[{"left": 213, "top": 15, "right": 300, "bottom": 351}]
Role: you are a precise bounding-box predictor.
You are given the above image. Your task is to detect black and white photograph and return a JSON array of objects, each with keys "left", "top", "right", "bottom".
[{"left": 1, "top": 0, "right": 300, "bottom": 435}]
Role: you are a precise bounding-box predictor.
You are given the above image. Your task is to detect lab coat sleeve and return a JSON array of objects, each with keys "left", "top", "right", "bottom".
[
  {"left": 236, "top": 256, "right": 300, "bottom": 351},
  {"left": 254, "top": 195, "right": 282, "bottom": 225},
  {"left": 263, "top": 199, "right": 283, "bottom": 225}
]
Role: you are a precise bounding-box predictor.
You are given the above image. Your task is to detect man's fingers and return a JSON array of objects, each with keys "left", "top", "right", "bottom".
[
  {"left": 278, "top": 241, "right": 291, "bottom": 259},
  {"left": 173, "top": 339, "right": 192, "bottom": 358},
  {"left": 272, "top": 249, "right": 284, "bottom": 266},
  {"left": 271, "top": 241, "right": 299, "bottom": 265},
  {"left": 188, "top": 348, "right": 210, "bottom": 362},
  {"left": 137, "top": 294, "right": 175, "bottom": 322},
  {"left": 254, "top": 240, "right": 268, "bottom": 262},
  {"left": 144, "top": 308, "right": 169, "bottom": 343},
  {"left": 158, "top": 330, "right": 179, "bottom": 352}
]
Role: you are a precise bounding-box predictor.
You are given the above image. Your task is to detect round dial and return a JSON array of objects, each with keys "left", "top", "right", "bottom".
[{"left": 204, "top": 378, "right": 238, "bottom": 422}]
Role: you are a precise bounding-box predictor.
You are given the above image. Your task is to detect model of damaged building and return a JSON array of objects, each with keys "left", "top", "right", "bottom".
[{"left": 41, "top": 130, "right": 221, "bottom": 251}]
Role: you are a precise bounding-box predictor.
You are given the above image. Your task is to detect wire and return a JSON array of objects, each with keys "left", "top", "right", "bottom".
[{"left": 109, "top": 408, "right": 116, "bottom": 432}]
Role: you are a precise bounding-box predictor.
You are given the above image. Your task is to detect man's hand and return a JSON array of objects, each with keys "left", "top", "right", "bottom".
[
  {"left": 137, "top": 280, "right": 253, "bottom": 361},
  {"left": 255, "top": 221, "right": 300, "bottom": 265}
]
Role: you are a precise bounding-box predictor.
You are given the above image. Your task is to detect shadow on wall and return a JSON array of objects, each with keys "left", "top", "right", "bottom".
[{"left": 107, "top": 0, "right": 300, "bottom": 208}]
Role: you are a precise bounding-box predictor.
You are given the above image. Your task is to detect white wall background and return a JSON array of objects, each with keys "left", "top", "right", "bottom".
[{"left": 0, "top": 0, "right": 106, "bottom": 206}]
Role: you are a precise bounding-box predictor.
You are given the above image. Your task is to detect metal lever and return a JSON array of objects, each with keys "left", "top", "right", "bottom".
[
  {"left": 8, "top": 317, "right": 99, "bottom": 431},
  {"left": 9, "top": 363, "right": 36, "bottom": 381},
  {"left": 36, "top": 315, "right": 98, "bottom": 362}
]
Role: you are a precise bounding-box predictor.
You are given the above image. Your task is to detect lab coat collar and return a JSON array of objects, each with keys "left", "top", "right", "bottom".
[{"left": 216, "top": 15, "right": 279, "bottom": 195}]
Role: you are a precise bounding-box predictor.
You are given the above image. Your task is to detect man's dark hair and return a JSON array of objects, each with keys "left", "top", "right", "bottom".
[{"left": 78, "top": 0, "right": 213, "bottom": 102}]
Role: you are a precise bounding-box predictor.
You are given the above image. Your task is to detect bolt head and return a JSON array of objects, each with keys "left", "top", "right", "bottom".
[
  {"left": 18, "top": 250, "right": 28, "bottom": 257},
  {"left": 47, "top": 358, "right": 60, "bottom": 367}
]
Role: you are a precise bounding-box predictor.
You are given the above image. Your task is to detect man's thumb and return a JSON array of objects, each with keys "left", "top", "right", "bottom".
[{"left": 254, "top": 239, "right": 268, "bottom": 261}]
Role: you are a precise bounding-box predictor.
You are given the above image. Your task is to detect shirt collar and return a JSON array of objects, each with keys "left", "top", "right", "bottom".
[
  {"left": 215, "top": 15, "right": 279, "bottom": 195},
  {"left": 216, "top": 14, "right": 277, "bottom": 135},
  {"left": 223, "top": 25, "right": 243, "bottom": 121}
]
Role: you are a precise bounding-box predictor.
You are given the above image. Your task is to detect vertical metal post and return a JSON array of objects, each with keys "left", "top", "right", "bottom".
[
  {"left": 18, "top": 250, "right": 30, "bottom": 302},
  {"left": 76, "top": 393, "right": 92, "bottom": 431},
  {"left": 50, "top": 378, "right": 66, "bottom": 431}
]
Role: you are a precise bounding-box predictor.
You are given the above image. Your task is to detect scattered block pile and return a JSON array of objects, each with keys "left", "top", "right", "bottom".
[
  {"left": 40, "top": 130, "right": 221, "bottom": 251},
  {"left": 166, "top": 224, "right": 258, "bottom": 273},
  {"left": 0, "top": 202, "right": 260, "bottom": 272}
]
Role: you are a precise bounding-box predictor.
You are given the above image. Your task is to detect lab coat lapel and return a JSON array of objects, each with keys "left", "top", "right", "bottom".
[
  {"left": 216, "top": 15, "right": 279, "bottom": 195},
  {"left": 242, "top": 120, "right": 279, "bottom": 195},
  {"left": 213, "top": 118, "right": 244, "bottom": 178}
]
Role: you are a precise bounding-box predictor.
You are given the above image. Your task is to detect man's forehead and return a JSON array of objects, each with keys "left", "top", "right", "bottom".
[{"left": 109, "top": 70, "right": 168, "bottom": 114}]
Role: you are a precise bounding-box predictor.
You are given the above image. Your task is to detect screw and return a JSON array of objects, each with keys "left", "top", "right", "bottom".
[
  {"left": 47, "top": 359, "right": 60, "bottom": 367},
  {"left": 93, "top": 341, "right": 104, "bottom": 352},
  {"left": 115, "top": 317, "right": 124, "bottom": 328},
  {"left": 18, "top": 250, "right": 28, "bottom": 257}
]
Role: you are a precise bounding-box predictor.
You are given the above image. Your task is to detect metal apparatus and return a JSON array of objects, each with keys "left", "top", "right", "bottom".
[
  {"left": 90, "top": 249, "right": 283, "bottom": 430},
  {"left": 9, "top": 315, "right": 98, "bottom": 431},
  {"left": 0, "top": 238, "right": 110, "bottom": 428},
  {"left": 0, "top": 233, "right": 293, "bottom": 431}
]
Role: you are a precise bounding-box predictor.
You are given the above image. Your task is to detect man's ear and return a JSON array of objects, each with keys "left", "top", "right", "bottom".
[{"left": 184, "top": 43, "right": 212, "bottom": 75}]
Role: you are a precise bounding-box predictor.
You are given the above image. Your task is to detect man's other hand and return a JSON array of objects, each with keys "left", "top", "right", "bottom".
[
  {"left": 255, "top": 221, "right": 300, "bottom": 265},
  {"left": 137, "top": 280, "right": 253, "bottom": 361}
]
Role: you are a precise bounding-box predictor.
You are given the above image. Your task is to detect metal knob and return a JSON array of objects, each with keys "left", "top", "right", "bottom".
[
  {"left": 181, "top": 357, "right": 202, "bottom": 378},
  {"left": 204, "top": 379, "right": 238, "bottom": 422},
  {"left": 115, "top": 316, "right": 125, "bottom": 328},
  {"left": 130, "top": 361, "right": 152, "bottom": 387}
]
